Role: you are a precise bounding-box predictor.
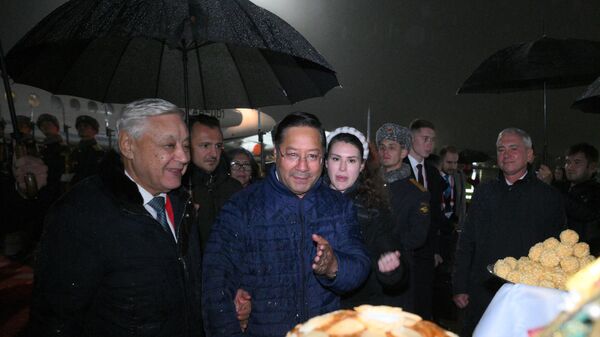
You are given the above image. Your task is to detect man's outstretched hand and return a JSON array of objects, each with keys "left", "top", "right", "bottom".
[{"left": 312, "top": 234, "right": 338, "bottom": 279}]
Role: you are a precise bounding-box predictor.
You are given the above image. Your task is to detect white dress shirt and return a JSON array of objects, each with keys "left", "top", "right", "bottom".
[
  {"left": 124, "top": 170, "right": 177, "bottom": 240},
  {"left": 408, "top": 154, "right": 428, "bottom": 189}
]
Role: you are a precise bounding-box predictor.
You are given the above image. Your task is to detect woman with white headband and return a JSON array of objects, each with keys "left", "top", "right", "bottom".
[{"left": 325, "top": 126, "right": 407, "bottom": 308}]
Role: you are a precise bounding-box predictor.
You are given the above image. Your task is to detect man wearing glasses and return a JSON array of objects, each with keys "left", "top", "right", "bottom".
[
  {"left": 189, "top": 114, "right": 242, "bottom": 250},
  {"left": 202, "top": 112, "right": 370, "bottom": 337}
]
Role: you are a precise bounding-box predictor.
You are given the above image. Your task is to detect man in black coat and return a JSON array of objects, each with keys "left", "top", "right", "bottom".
[
  {"left": 28, "top": 99, "right": 203, "bottom": 337},
  {"left": 188, "top": 114, "right": 242, "bottom": 250},
  {"left": 376, "top": 122, "right": 430, "bottom": 313},
  {"left": 452, "top": 127, "right": 565, "bottom": 337},
  {"left": 403, "top": 119, "right": 446, "bottom": 320},
  {"left": 538, "top": 143, "right": 600, "bottom": 255}
]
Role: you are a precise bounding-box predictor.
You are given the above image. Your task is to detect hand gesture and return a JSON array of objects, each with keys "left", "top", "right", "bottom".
[
  {"left": 312, "top": 234, "right": 338, "bottom": 278},
  {"left": 377, "top": 251, "right": 401, "bottom": 273},
  {"left": 234, "top": 288, "right": 252, "bottom": 332},
  {"left": 434, "top": 253, "right": 444, "bottom": 267},
  {"left": 13, "top": 155, "right": 48, "bottom": 193},
  {"left": 453, "top": 293, "right": 469, "bottom": 308}
]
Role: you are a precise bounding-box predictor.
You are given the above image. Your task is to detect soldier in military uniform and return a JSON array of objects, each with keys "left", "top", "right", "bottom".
[
  {"left": 376, "top": 122, "right": 431, "bottom": 313},
  {"left": 69, "top": 115, "right": 105, "bottom": 186},
  {"left": 36, "top": 113, "right": 69, "bottom": 185}
]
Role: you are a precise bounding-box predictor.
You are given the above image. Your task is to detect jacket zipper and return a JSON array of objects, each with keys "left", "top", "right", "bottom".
[
  {"left": 178, "top": 197, "right": 191, "bottom": 336},
  {"left": 125, "top": 197, "right": 192, "bottom": 335},
  {"left": 299, "top": 197, "right": 307, "bottom": 322}
]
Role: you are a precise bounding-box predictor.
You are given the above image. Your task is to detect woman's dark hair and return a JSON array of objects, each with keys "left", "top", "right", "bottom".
[
  {"left": 359, "top": 151, "right": 390, "bottom": 210},
  {"left": 327, "top": 133, "right": 388, "bottom": 210},
  {"left": 327, "top": 133, "right": 365, "bottom": 161},
  {"left": 226, "top": 147, "right": 260, "bottom": 181},
  {"left": 271, "top": 112, "right": 326, "bottom": 150}
]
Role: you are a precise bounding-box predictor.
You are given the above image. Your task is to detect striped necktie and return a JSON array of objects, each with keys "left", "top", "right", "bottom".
[{"left": 148, "top": 196, "right": 170, "bottom": 233}]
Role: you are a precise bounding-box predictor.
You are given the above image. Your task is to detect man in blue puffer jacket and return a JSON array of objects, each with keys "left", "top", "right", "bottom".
[{"left": 202, "top": 112, "right": 370, "bottom": 337}]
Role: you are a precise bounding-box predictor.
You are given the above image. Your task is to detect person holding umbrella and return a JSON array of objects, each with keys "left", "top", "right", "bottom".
[
  {"left": 189, "top": 114, "right": 242, "bottom": 251},
  {"left": 538, "top": 143, "right": 600, "bottom": 255}
]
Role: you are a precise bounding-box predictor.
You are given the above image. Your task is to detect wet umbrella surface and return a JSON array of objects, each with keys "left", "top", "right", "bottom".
[
  {"left": 458, "top": 36, "right": 600, "bottom": 159},
  {"left": 572, "top": 76, "right": 600, "bottom": 114},
  {"left": 5, "top": 0, "right": 340, "bottom": 110}
]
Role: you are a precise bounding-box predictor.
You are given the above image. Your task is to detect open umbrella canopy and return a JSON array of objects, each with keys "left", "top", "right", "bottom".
[
  {"left": 572, "top": 76, "right": 600, "bottom": 114},
  {"left": 5, "top": 0, "right": 339, "bottom": 110},
  {"left": 457, "top": 36, "right": 600, "bottom": 162},
  {"left": 458, "top": 36, "right": 600, "bottom": 94}
]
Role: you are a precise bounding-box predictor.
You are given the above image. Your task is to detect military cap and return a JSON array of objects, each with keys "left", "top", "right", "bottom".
[
  {"left": 75, "top": 115, "right": 99, "bottom": 132},
  {"left": 375, "top": 123, "right": 412, "bottom": 149},
  {"left": 36, "top": 113, "right": 60, "bottom": 129},
  {"left": 16, "top": 115, "right": 34, "bottom": 129}
]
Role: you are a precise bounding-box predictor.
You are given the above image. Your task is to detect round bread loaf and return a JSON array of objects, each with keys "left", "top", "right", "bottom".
[{"left": 286, "top": 305, "right": 457, "bottom": 337}]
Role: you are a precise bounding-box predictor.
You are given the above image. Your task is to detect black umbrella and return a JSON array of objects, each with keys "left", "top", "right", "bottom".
[
  {"left": 5, "top": 0, "right": 339, "bottom": 114},
  {"left": 458, "top": 36, "right": 600, "bottom": 160},
  {"left": 572, "top": 76, "right": 600, "bottom": 114}
]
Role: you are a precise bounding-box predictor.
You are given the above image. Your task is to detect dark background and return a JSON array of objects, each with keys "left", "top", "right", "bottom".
[{"left": 2, "top": 0, "right": 600, "bottom": 162}]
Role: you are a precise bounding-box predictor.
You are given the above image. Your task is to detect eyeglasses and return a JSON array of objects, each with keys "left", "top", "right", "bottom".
[
  {"left": 231, "top": 161, "right": 252, "bottom": 171},
  {"left": 279, "top": 151, "right": 322, "bottom": 164}
]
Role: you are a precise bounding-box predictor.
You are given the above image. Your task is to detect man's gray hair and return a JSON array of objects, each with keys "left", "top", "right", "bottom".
[
  {"left": 117, "top": 98, "right": 183, "bottom": 139},
  {"left": 496, "top": 127, "right": 533, "bottom": 149}
]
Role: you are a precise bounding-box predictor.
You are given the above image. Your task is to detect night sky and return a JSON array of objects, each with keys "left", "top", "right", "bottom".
[{"left": 2, "top": 0, "right": 600, "bottom": 162}]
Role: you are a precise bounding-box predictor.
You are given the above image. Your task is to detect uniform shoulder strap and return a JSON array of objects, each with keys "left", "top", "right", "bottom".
[{"left": 409, "top": 178, "right": 427, "bottom": 192}]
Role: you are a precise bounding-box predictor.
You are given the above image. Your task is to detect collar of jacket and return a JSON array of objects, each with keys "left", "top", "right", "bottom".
[
  {"left": 383, "top": 163, "right": 412, "bottom": 183},
  {"left": 570, "top": 178, "right": 600, "bottom": 192},
  {"left": 267, "top": 165, "right": 324, "bottom": 199},
  {"left": 78, "top": 138, "right": 98, "bottom": 149},
  {"left": 42, "top": 134, "right": 64, "bottom": 145},
  {"left": 98, "top": 150, "right": 190, "bottom": 218},
  {"left": 191, "top": 164, "right": 230, "bottom": 187},
  {"left": 496, "top": 164, "right": 536, "bottom": 187}
]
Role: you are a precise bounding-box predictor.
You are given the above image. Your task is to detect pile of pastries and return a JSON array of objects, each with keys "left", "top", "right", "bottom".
[
  {"left": 286, "top": 305, "right": 457, "bottom": 337},
  {"left": 537, "top": 256, "right": 600, "bottom": 336},
  {"left": 493, "top": 229, "right": 595, "bottom": 290}
]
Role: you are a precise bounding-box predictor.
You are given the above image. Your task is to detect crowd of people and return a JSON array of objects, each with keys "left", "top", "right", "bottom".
[{"left": 1, "top": 98, "right": 599, "bottom": 337}]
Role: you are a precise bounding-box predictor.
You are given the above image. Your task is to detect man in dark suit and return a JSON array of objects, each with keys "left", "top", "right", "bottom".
[
  {"left": 188, "top": 115, "right": 242, "bottom": 251},
  {"left": 403, "top": 119, "right": 446, "bottom": 320},
  {"left": 453, "top": 128, "right": 564, "bottom": 336},
  {"left": 29, "top": 98, "right": 204, "bottom": 336},
  {"left": 439, "top": 146, "right": 467, "bottom": 249}
]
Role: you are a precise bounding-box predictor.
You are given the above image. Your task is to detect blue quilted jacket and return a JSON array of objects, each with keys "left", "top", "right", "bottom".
[{"left": 202, "top": 167, "right": 370, "bottom": 337}]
